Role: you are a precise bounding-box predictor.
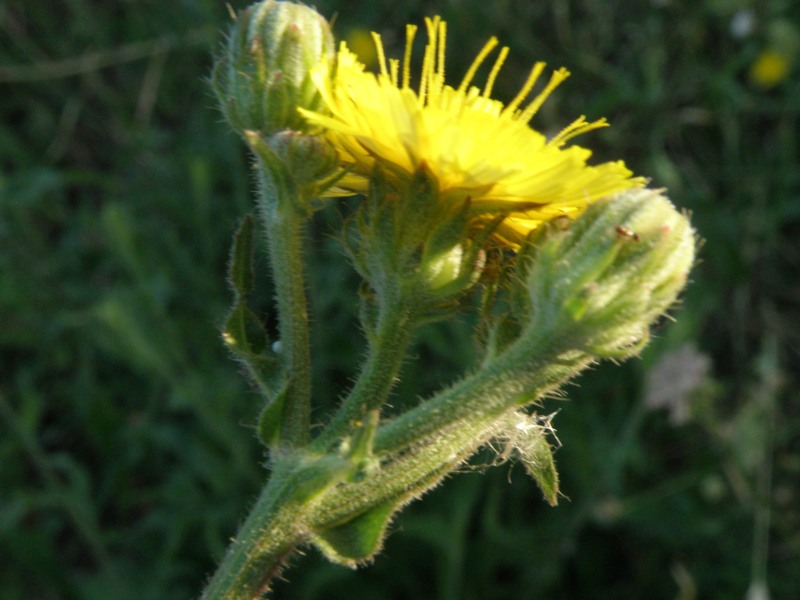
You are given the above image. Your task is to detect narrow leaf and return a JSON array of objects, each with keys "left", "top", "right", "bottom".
[
  {"left": 228, "top": 214, "right": 256, "bottom": 298},
  {"left": 495, "top": 411, "right": 561, "bottom": 506},
  {"left": 311, "top": 501, "right": 396, "bottom": 565},
  {"left": 518, "top": 426, "right": 560, "bottom": 506},
  {"left": 222, "top": 214, "right": 284, "bottom": 412},
  {"left": 257, "top": 384, "right": 289, "bottom": 448},
  {"left": 224, "top": 303, "right": 268, "bottom": 356}
]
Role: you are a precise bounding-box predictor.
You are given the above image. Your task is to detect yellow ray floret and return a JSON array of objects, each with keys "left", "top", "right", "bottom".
[{"left": 299, "top": 16, "right": 644, "bottom": 242}]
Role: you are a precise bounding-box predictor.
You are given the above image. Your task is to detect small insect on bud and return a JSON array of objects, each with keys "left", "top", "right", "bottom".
[{"left": 615, "top": 225, "right": 640, "bottom": 242}]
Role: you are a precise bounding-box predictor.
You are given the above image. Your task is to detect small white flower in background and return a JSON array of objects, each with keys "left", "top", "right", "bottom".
[
  {"left": 730, "top": 9, "right": 757, "bottom": 39},
  {"left": 644, "top": 344, "right": 711, "bottom": 425}
]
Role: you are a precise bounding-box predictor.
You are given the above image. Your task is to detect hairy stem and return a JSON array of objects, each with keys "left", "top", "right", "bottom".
[
  {"left": 312, "top": 288, "right": 416, "bottom": 452},
  {"left": 201, "top": 326, "right": 594, "bottom": 599},
  {"left": 375, "top": 335, "right": 590, "bottom": 454},
  {"left": 257, "top": 172, "right": 313, "bottom": 448},
  {"left": 200, "top": 468, "right": 304, "bottom": 600}
]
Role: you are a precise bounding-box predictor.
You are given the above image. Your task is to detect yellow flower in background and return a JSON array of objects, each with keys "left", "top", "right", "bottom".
[
  {"left": 343, "top": 28, "right": 378, "bottom": 70},
  {"left": 749, "top": 48, "right": 791, "bottom": 88},
  {"left": 300, "top": 16, "right": 644, "bottom": 244}
]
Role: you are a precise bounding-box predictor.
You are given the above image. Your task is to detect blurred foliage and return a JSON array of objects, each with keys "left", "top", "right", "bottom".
[{"left": 1, "top": 0, "right": 799, "bottom": 599}]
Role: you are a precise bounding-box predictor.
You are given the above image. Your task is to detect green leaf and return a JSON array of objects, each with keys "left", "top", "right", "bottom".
[
  {"left": 494, "top": 412, "right": 561, "bottom": 506},
  {"left": 228, "top": 214, "right": 256, "bottom": 298},
  {"left": 517, "top": 425, "right": 560, "bottom": 507},
  {"left": 257, "top": 384, "right": 289, "bottom": 448},
  {"left": 311, "top": 501, "right": 397, "bottom": 565},
  {"left": 223, "top": 303, "right": 268, "bottom": 355},
  {"left": 222, "top": 214, "right": 284, "bottom": 412}
]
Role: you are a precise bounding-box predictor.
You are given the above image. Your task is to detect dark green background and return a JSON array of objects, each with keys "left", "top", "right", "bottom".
[{"left": 2, "top": 0, "right": 798, "bottom": 598}]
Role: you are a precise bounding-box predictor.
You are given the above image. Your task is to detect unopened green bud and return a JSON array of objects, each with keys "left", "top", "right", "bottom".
[
  {"left": 526, "top": 188, "right": 696, "bottom": 357},
  {"left": 244, "top": 129, "right": 340, "bottom": 210},
  {"left": 266, "top": 130, "right": 339, "bottom": 187},
  {"left": 212, "top": 0, "right": 334, "bottom": 136},
  {"left": 423, "top": 244, "right": 466, "bottom": 291}
]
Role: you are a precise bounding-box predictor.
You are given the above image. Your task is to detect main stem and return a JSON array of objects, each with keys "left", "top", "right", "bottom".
[
  {"left": 200, "top": 473, "right": 295, "bottom": 599},
  {"left": 200, "top": 456, "right": 339, "bottom": 600}
]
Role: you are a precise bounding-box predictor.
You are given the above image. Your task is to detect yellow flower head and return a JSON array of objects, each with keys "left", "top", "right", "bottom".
[
  {"left": 300, "top": 16, "right": 644, "bottom": 244},
  {"left": 749, "top": 48, "right": 791, "bottom": 88}
]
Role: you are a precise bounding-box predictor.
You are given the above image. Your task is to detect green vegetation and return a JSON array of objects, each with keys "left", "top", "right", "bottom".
[{"left": 2, "top": 1, "right": 798, "bottom": 598}]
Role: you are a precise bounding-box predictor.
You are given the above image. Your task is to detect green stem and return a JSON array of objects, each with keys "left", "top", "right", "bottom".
[
  {"left": 201, "top": 324, "right": 595, "bottom": 599},
  {"left": 375, "top": 332, "right": 590, "bottom": 454},
  {"left": 312, "top": 333, "right": 593, "bottom": 524},
  {"left": 258, "top": 172, "right": 312, "bottom": 448},
  {"left": 200, "top": 469, "right": 305, "bottom": 600},
  {"left": 312, "top": 288, "right": 416, "bottom": 452},
  {"left": 201, "top": 451, "right": 354, "bottom": 599}
]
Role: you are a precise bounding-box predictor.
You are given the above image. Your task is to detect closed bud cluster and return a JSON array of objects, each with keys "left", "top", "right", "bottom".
[
  {"left": 525, "top": 188, "right": 696, "bottom": 357},
  {"left": 212, "top": 0, "right": 334, "bottom": 137}
]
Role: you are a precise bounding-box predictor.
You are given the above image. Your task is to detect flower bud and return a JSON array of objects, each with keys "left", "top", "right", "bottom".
[
  {"left": 243, "top": 129, "right": 340, "bottom": 212},
  {"left": 212, "top": 0, "right": 334, "bottom": 136},
  {"left": 525, "top": 188, "right": 696, "bottom": 357},
  {"left": 266, "top": 130, "right": 339, "bottom": 187},
  {"left": 422, "top": 244, "right": 467, "bottom": 291}
]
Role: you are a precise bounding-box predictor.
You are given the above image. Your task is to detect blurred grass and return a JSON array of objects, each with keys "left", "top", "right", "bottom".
[{"left": 1, "top": 0, "right": 799, "bottom": 599}]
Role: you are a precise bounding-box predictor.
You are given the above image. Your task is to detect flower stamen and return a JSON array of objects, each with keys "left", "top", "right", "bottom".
[
  {"left": 372, "top": 32, "right": 389, "bottom": 78},
  {"left": 550, "top": 116, "right": 608, "bottom": 147},
  {"left": 519, "top": 67, "right": 570, "bottom": 123},
  {"left": 482, "top": 45, "right": 509, "bottom": 99},
  {"left": 458, "top": 36, "right": 500, "bottom": 95},
  {"left": 402, "top": 24, "right": 417, "bottom": 90}
]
